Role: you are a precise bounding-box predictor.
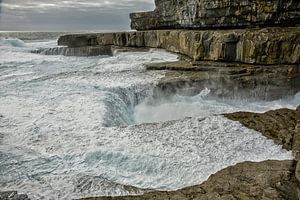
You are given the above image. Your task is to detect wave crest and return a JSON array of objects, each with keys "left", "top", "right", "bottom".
[{"left": 0, "top": 38, "right": 26, "bottom": 47}]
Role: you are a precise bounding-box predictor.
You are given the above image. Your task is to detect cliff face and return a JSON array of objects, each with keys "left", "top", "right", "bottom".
[
  {"left": 130, "top": 0, "right": 300, "bottom": 30},
  {"left": 58, "top": 28, "right": 300, "bottom": 65}
]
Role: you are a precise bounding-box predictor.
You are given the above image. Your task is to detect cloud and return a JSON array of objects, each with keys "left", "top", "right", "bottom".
[{"left": 0, "top": 0, "right": 154, "bottom": 31}]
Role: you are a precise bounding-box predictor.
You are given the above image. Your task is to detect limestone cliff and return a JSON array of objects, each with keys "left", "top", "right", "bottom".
[
  {"left": 58, "top": 28, "right": 300, "bottom": 65},
  {"left": 130, "top": 0, "right": 300, "bottom": 30}
]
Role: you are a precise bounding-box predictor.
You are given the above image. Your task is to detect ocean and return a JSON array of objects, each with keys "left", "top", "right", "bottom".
[{"left": 0, "top": 33, "right": 299, "bottom": 199}]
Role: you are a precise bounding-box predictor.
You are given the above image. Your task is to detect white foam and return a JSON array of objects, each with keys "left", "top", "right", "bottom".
[
  {"left": 0, "top": 39, "right": 295, "bottom": 200},
  {"left": 134, "top": 88, "right": 300, "bottom": 124},
  {"left": 0, "top": 116, "right": 293, "bottom": 199},
  {"left": 0, "top": 38, "right": 26, "bottom": 47}
]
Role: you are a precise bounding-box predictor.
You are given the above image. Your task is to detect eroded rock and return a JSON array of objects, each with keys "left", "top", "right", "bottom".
[
  {"left": 130, "top": 0, "right": 300, "bottom": 30},
  {"left": 58, "top": 28, "right": 300, "bottom": 65}
]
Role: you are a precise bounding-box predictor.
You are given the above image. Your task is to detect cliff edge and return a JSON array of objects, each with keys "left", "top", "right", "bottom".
[{"left": 130, "top": 0, "right": 300, "bottom": 30}]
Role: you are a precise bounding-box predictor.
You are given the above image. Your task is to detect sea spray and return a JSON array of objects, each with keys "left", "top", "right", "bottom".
[
  {"left": 0, "top": 37, "right": 296, "bottom": 200},
  {"left": 134, "top": 87, "right": 300, "bottom": 124}
]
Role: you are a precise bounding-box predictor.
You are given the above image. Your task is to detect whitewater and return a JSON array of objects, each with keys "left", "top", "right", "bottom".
[{"left": 0, "top": 36, "right": 299, "bottom": 200}]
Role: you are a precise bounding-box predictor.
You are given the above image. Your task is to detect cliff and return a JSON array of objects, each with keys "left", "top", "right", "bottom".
[
  {"left": 130, "top": 0, "right": 300, "bottom": 30},
  {"left": 58, "top": 28, "right": 300, "bottom": 65}
]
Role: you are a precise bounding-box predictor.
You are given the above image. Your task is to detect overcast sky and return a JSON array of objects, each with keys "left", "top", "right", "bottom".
[{"left": 0, "top": 0, "right": 154, "bottom": 31}]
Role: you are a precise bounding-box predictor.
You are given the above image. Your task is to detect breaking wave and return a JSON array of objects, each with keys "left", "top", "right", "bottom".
[
  {"left": 0, "top": 37, "right": 297, "bottom": 199},
  {"left": 0, "top": 38, "right": 26, "bottom": 47}
]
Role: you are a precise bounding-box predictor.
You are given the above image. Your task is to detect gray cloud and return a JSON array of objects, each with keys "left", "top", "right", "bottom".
[{"left": 0, "top": 0, "right": 154, "bottom": 31}]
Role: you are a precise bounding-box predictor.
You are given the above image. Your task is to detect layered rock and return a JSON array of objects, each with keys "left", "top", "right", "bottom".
[
  {"left": 31, "top": 45, "right": 149, "bottom": 57},
  {"left": 130, "top": 0, "right": 300, "bottom": 30},
  {"left": 58, "top": 28, "right": 300, "bottom": 65},
  {"left": 31, "top": 46, "right": 112, "bottom": 57}
]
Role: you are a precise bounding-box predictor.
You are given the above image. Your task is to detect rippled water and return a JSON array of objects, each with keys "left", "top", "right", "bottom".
[{"left": 0, "top": 37, "right": 297, "bottom": 199}]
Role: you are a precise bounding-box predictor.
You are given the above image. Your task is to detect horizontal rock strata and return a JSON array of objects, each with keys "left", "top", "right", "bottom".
[
  {"left": 31, "top": 46, "right": 150, "bottom": 57},
  {"left": 130, "top": 0, "right": 300, "bottom": 30},
  {"left": 31, "top": 46, "right": 112, "bottom": 57},
  {"left": 79, "top": 160, "right": 298, "bottom": 200},
  {"left": 58, "top": 28, "right": 300, "bottom": 65}
]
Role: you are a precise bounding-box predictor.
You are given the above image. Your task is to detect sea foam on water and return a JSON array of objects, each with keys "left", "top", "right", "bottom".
[{"left": 0, "top": 36, "right": 297, "bottom": 200}]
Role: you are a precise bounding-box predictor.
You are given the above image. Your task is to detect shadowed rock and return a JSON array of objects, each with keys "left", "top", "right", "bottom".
[{"left": 145, "top": 60, "right": 300, "bottom": 100}]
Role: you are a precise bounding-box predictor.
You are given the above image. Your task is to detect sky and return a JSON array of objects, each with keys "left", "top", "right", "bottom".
[{"left": 0, "top": 0, "right": 154, "bottom": 31}]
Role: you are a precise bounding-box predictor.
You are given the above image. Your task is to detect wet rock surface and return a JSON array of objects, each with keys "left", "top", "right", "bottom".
[
  {"left": 31, "top": 46, "right": 150, "bottom": 57},
  {"left": 31, "top": 46, "right": 113, "bottom": 57},
  {"left": 146, "top": 60, "right": 300, "bottom": 100},
  {"left": 79, "top": 160, "right": 298, "bottom": 200}
]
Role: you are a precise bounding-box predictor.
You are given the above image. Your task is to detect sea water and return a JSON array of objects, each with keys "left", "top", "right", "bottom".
[{"left": 0, "top": 35, "right": 298, "bottom": 199}]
